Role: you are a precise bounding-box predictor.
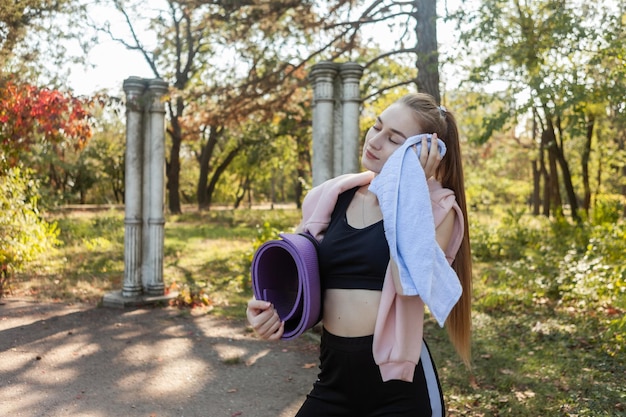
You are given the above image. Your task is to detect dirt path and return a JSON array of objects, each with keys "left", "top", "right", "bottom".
[{"left": 0, "top": 298, "right": 320, "bottom": 417}]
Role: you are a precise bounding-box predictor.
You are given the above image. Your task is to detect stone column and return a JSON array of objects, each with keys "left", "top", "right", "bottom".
[
  {"left": 340, "top": 63, "right": 364, "bottom": 175},
  {"left": 332, "top": 70, "right": 343, "bottom": 177},
  {"left": 145, "top": 79, "right": 168, "bottom": 295},
  {"left": 104, "top": 77, "right": 171, "bottom": 308},
  {"left": 121, "top": 77, "right": 147, "bottom": 297},
  {"left": 309, "top": 62, "right": 337, "bottom": 186},
  {"left": 141, "top": 83, "right": 153, "bottom": 290}
]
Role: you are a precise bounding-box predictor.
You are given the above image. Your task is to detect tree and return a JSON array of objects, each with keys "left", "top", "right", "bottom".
[
  {"left": 452, "top": 0, "right": 625, "bottom": 221},
  {"left": 1, "top": 0, "right": 92, "bottom": 88},
  {"left": 230, "top": 91, "right": 312, "bottom": 209},
  {"left": 0, "top": 0, "right": 73, "bottom": 63},
  {"left": 35, "top": 98, "right": 127, "bottom": 204},
  {"left": 0, "top": 81, "right": 93, "bottom": 173},
  {"left": 78, "top": 0, "right": 447, "bottom": 212},
  {"left": 328, "top": 0, "right": 442, "bottom": 102},
  {"left": 94, "top": 0, "right": 357, "bottom": 213}
]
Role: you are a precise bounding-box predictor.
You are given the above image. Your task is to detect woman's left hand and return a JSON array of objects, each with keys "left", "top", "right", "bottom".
[{"left": 415, "top": 133, "right": 442, "bottom": 178}]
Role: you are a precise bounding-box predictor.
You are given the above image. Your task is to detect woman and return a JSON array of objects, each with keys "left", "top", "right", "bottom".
[{"left": 247, "top": 92, "right": 472, "bottom": 416}]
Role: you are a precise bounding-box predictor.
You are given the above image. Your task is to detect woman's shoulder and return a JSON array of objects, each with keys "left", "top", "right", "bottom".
[
  {"left": 428, "top": 178, "right": 456, "bottom": 201},
  {"left": 304, "top": 172, "right": 374, "bottom": 202},
  {"left": 427, "top": 178, "right": 460, "bottom": 225}
]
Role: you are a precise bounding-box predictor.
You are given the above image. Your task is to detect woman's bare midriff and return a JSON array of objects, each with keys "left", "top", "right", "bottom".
[{"left": 322, "top": 288, "right": 381, "bottom": 337}]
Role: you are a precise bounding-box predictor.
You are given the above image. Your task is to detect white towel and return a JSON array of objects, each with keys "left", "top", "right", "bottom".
[{"left": 369, "top": 134, "right": 462, "bottom": 326}]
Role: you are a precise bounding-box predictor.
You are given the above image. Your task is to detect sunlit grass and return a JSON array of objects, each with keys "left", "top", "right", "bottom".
[
  {"left": 8, "top": 206, "right": 625, "bottom": 416},
  {"left": 12, "top": 207, "right": 300, "bottom": 313}
]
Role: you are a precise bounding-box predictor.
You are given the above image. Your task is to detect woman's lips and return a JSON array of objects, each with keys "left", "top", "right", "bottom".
[{"left": 365, "top": 149, "right": 378, "bottom": 160}]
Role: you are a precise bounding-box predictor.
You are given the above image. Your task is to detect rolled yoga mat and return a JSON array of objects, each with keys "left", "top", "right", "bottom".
[{"left": 251, "top": 233, "right": 321, "bottom": 340}]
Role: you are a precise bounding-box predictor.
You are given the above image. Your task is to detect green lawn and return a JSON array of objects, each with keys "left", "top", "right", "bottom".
[{"left": 9, "top": 206, "right": 625, "bottom": 416}]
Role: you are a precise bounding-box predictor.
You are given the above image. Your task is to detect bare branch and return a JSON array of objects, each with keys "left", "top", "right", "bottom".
[
  {"left": 110, "top": 0, "right": 160, "bottom": 78},
  {"left": 363, "top": 79, "right": 417, "bottom": 102},
  {"left": 363, "top": 48, "right": 417, "bottom": 68}
]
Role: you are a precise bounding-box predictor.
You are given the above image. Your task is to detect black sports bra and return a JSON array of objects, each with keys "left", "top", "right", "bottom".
[{"left": 317, "top": 187, "right": 390, "bottom": 291}]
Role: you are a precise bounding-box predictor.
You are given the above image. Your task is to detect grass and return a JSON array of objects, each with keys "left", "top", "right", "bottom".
[
  {"left": 430, "top": 259, "right": 625, "bottom": 416},
  {"left": 6, "top": 206, "right": 626, "bottom": 416},
  {"left": 9, "top": 207, "right": 301, "bottom": 316}
]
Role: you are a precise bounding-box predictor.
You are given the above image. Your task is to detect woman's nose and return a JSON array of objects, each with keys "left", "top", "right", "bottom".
[{"left": 368, "top": 132, "right": 384, "bottom": 149}]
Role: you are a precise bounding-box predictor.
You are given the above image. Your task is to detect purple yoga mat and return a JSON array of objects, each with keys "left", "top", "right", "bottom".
[{"left": 251, "top": 233, "right": 321, "bottom": 340}]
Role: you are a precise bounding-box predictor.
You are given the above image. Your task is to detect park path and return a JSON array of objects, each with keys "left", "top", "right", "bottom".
[{"left": 0, "top": 298, "right": 319, "bottom": 417}]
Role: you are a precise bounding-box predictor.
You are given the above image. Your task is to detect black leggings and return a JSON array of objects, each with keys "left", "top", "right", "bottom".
[{"left": 295, "top": 329, "right": 445, "bottom": 417}]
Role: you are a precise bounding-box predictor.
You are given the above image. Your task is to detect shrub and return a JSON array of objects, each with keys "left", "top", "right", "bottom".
[
  {"left": 0, "top": 167, "right": 59, "bottom": 297},
  {"left": 591, "top": 194, "right": 625, "bottom": 225},
  {"left": 472, "top": 209, "right": 626, "bottom": 355}
]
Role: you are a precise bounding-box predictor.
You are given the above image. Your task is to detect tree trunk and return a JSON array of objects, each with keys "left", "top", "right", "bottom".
[
  {"left": 544, "top": 116, "right": 580, "bottom": 222},
  {"left": 414, "top": 0, "right": 440, "bottom": 104},
  {"left": 204, "top": 146, "right": 243, "bottom": 210},
  {"left": 167, "top": 139, "right": 182, "bottom": 214},
  {"left": 197, "top": 127, "right": 221, "bottom": 210},
  {"left": 552, "top": 137, "right": 580, "bottom": 222},
  {"left": 617, "top": 132, "right": 626, "bottom": 217},
  {"left": 166, "top": 98, "right": 185, "bottom": 214},
  {"left": 581, "top": 115, "right": 594, "bottom": 214},
  {"left": 531, "top": 160, "right": 541, "bottom": 215},
  {"left": 233, "top": 175, "right": 249, "bottom": 209},
  {"left": 539, "top": 132, "right": 550, "bottom": 217},
  {"left": 548, "top": 143, "right": 561, "bottom": 216}
]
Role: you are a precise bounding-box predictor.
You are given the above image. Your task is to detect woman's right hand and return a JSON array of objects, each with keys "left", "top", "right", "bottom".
[{"left": 246, "top": 299, "right": 284, "bottom": 340}]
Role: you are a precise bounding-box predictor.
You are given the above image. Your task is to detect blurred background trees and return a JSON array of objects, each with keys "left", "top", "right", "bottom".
[
  {"left": 1, "top": 0, "right": 625, "bottom": 295},
  {"left": 2, "top": 0, "right": 620, "bottom": 219}
]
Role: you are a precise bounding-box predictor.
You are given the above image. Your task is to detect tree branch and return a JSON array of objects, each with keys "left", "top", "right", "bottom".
[{"left": 110, "top": 0, "right": 160, "bottom": 78}]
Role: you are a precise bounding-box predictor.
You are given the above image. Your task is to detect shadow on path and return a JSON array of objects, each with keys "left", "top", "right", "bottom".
[{"left": 0, "top": 298, "right": 319, "bottom": 417}]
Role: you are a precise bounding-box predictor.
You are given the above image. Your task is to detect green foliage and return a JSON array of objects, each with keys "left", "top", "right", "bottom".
[
  {"left": 0, "top": 167, "right": 59, "bottom": 296},
  {"left": 0, "top": 0, "right": 81, "bottom": 75},
  {"left": 591, "top": 194, "right": 626, "bottom": 225},
  {"left": 472, "top": 209, "right": 626, "bottom": 358},
  {"left": 55, "top": 210, "right": 124, "bottom": 246}
]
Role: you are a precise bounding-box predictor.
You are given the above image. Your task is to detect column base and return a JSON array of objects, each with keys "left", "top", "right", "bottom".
[
  {"left": 146, "top": 283, "right": 165, "bottom": 296},
  {"left": 102, "top": 290, "right": 178, "bottom": 309}
]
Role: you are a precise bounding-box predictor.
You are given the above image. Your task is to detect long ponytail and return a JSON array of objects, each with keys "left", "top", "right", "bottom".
[
  {"left": 398, "top": 93, "right": 473, "bottom": 367},
  {"left": 439, "top": 109, "right": 473, "bottom": 367}
]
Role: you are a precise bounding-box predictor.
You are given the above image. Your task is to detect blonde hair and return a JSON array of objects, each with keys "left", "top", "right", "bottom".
[{"left": 398, "top": 93, "right": 473, "bottom": 367}]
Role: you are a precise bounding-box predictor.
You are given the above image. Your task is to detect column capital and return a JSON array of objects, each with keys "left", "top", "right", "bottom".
[
  {"left": 339, "top": 62, "right": 364, "bottom": 81},
  {"left": 147, "top": 78, "right": 169, "bottom": 96},
  {"left": 123, "top": 76, "right": 148, "bottom": 95},
  {"left": 147, "top": 79, "right": 169, "bottom": 114},
  {"left": 123, "top": 77, "right": 148, "bottom": 112},
  {"left": 340, "top": 63, "right": 363, "bottom": 103},
  {"left": 309, "top": 61, "right": 339, "bottom": 83},
  {"left": 310, "top": 62, "right": 338, "bottom": 103}
]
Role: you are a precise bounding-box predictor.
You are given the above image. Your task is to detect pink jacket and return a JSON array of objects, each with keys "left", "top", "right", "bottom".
[{"left": 297, "top": 171, "right": 463, "bottom": 382}]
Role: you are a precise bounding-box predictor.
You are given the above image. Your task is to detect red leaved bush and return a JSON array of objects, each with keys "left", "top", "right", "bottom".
[{"left": 0, "top": 81, "right": 93, "bottom": 169}]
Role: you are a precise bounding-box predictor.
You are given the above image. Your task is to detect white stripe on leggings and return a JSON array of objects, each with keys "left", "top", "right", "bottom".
[{"left": 420, "top": 342, "right": 443, "bottom": 417}]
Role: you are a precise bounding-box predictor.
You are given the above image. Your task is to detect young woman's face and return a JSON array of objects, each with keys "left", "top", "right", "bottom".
[{"left": 361, "top": 103, "right": 423, "bottom": 173}]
